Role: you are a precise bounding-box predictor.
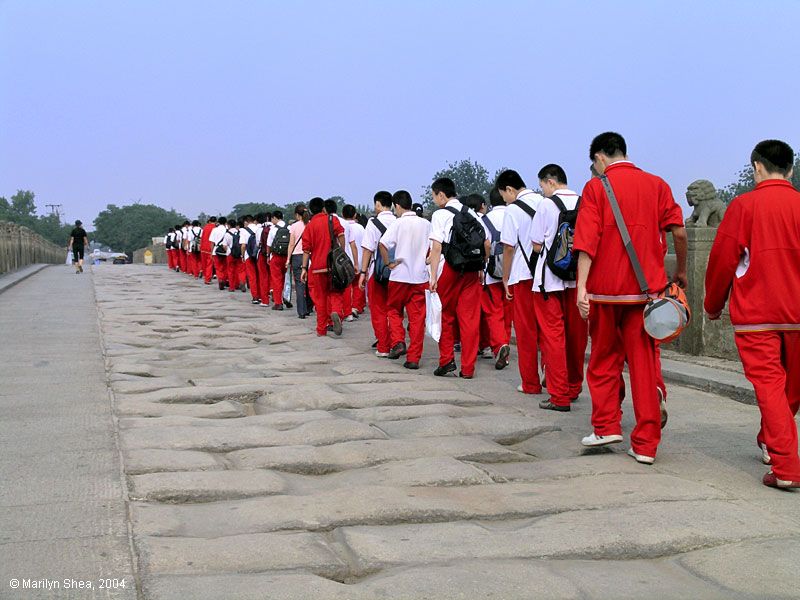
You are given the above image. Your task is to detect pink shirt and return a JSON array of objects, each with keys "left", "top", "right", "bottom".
[{"left": 289, "top": 221, "right": 305, "bottom": 255}]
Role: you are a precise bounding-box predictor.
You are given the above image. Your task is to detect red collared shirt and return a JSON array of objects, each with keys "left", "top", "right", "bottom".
[
  {"left": 705, "top": 178, "right": 800, "bottom": 331},
  {"left": 303, "top": 212, "right": 345, "bottom": 265},
  {"left": 573, "top": 161, "right": 683, "bottom": 301}
]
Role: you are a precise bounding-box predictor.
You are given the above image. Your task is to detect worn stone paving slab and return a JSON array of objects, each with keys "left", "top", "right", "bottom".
[
  {"left": 131, "top": 474, "right": 728, "bottom": 538},
  {"left": 376, "top": 414, "right": 557, "bottom": 444},
  {"left": 129, "top": 470, "right": 288, "bottom": 503},
  {"left": 124, "top": 449, "right": 223, "bottom": 475}
]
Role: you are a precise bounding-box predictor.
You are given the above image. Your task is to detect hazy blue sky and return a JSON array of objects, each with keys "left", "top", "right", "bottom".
[{"left": 1, "top": 0, "right": 798, "bottom": 226}]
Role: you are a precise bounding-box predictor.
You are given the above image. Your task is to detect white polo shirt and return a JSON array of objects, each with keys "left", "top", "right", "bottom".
[
  {"left": 380, "top": 211, "right": 432, "bottom": 284},
  {"left": 500, "top": 189, "right": 543, "bottom": 285},
  {"left": 209, "top": 224, "right": 229, "bottom": 256},
  {"left": 530, "top": 189, "right": 579, "bottom": 292},
  {"left": 482, "top": 205, "right": 506, "bottom": 286},
  {"left": 241, "top": 224, "right": 261, "bottom": 259},
  {"left": 186, "top": 226, "right": 202, "bottom": 251},
  {"left": 345, "top": 219, "right": 366, "bottom": 265},
  {"left": 223, "top": 227, "right": 239, "bottom": 254},
  {"left": 266, "top": 220, "right": 287, "bottom": 248},
  {"left": 173, "top": 229, "right": 183, "bottom": 249},
  {"left": 362, "top": 211, "right": 397, "bottom": 276}
]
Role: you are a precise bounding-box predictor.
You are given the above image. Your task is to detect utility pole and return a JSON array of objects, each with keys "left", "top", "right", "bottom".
[{"left": 45, "top": 204, "right": 63, "bottom": 222}]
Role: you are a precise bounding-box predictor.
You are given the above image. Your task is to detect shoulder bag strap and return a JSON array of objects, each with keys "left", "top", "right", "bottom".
[
  {"left": 600, "top": 175, "right": 649, "bottom": 294},
  {"left": 482, "top": 214, "right": 499, "bottom": 241},
  {"left": 548, "top": 195, "right": 567, "bottom": 213},
  {"left": 371, "top": 216, "right": 387, "bottom": 236}
]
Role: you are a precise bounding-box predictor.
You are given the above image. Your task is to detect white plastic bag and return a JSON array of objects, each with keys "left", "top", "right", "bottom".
[
  {"left": 425, "top": 290, "right": 442, "bottom": 342},
  {"left": 65, "top": 249, "right": 72, "bottom": 265}
]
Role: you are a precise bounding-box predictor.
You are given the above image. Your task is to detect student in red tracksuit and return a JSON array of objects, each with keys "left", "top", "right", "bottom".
[
  {"left": 574, "top": 131, "right": 687, "bottom": 464},
  {"left": 240, "top": 215, "right": 262, "bottom": 304},
  {"left": 358, "top": 192, "right": 397, "bottom": 356},
  {"left": 209, "top": 216, "right": 229, "bottom": 289},
  {"left": 301, "top": 197, "right": 346, "bottom": 337},
  {"left": 530, "top": 164, "right": 588, "bottom": 412},
  {"left": 268, "top": 211, "right": 289, "bottom": 310},
  {"left": 705, "top": 139, "right": 800, "bottom": 489},
  {"left": 498, "top": 169, "right": 544, "bottom": 393},
  {"left": 379, "top": 190, "right": 432, "bottom": 369},
  {"left": 179, "top": 222, "right": 190, "bottom": 274},
  {"left": 165, "top": 228, "right": 176, "bottom": 270},
  {"left": 429, "top": 177, "right": 488, "bottom": 379},
  {"left": 225, "top": 220, "right": 242, "bottom": 292},
  {"left": 201, "top": 217, "right": 217, "bottom": 284}
]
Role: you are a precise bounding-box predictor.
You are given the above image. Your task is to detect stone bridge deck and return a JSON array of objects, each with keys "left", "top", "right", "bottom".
[{"left": 2, "top": 263, "right": 800, "bottom": 599}]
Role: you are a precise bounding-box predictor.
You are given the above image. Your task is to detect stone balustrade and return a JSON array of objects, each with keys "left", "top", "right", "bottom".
[{"left": 0, "top": 220, "right": 66, "bottom": 275}]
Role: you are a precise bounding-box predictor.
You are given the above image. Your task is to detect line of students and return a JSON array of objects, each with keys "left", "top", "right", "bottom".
[{"left": 163, "top": 132, "right": 800, "bottom": 489}]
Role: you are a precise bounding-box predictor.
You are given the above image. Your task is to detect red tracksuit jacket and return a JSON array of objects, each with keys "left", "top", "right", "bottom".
[{"left": 705, "top": 179, "right": 800, "bottom": 331}]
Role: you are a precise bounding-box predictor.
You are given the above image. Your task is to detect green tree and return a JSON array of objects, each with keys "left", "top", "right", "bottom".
[
  {"left": 227, "top": 202, "right": 289, "bottom": 220},
  {"left": 94, "top": 203, "right": 187, "bottom": 253},
  {"left": 0, "top": 190, "right": 73, "bottom": 245},
  {"left": 421, "top": 159, "right": 494, "bottom": 208},
  {"left": 717, "top": 155, "right": 800, "bottom": 204}
]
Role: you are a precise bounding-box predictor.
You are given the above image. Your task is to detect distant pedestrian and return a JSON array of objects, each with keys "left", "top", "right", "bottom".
[
  {"left": 287, "top": 205, "right": 311, "bottom": 318},
  {"left": 68, "top": 220, "right": 88, "bottom": 274}
]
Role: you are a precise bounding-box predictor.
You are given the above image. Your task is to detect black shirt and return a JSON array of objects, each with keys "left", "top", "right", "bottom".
[{"left": 71, "top": 227, "right": 87, "bottom": 247}]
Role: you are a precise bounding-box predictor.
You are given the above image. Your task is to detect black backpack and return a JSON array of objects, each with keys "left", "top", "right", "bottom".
[
  {"left": 230, "top": 230, "right": 242, "bottom": 259},
  {"left": 245, "top": 227, "right": 259, "bottom": 259},
  {"left": 443, "top": 206, "right": 486, "bottom": 272},
  {"left": 543, "top": 195, "right": 580, "bottom": 282},
  {"left": 512, "top": 199, "right": 538, "bottom": 275},
  {"left": 371, "top": 218, "right": 394, "bottom": 286},
  {"left": 327, "top": 216, "right": 355, "bottom": 290},
  {"left": 482, "top": 215, "right": 503, "bottom": 280},
  {"left": 271, "top": 225, "right": 291, "bottom": 256},
  {"left": 190, "top": 227, "right": 202, "bottom": 253}
]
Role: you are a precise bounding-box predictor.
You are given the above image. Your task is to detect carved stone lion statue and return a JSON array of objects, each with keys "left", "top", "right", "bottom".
[{"left": 685, "top": 179, "right": 726, "bottom": 227}]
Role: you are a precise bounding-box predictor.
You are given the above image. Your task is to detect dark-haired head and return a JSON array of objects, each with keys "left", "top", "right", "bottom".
[
  {"left": 293, "top": 203, "right": 306, "bottom": 218},
  {"left": 463, "top": 193, "right": 485, "bottom": 213},
  {"left": 192, "top": 220, "right": 201, "bottom": 227},
  {"left": 342, "top": 204, "right": 357, "bottom": 219},
  {"left": 75, "top": 219, "right": 82, "bottom": 227},
  {"left": 324, "top": 199, "right": 338, "bottom": 215},
  {"left": 255, "top": 212, "right": 265, "bottom": 223},
  {"left": 392, "top": 190, "right": 413, "bottom": 211},
  {"left": 309, "top": 197, "right": 324, "bottom": 215},
  {"left": 431, "top": 177, "right": 457, "bottom": 200},
  {"left": 489, "top": 186, "right": 504, "bottom": 207},
  {"left": 495, "top": 170, "right": 526, "bottom": 205},
  {"left": 168, "top": 226, "right": 174, "bottom": 232},
  {"left": 412, "top": 203, "right": 424, "bottom": 217},
  {"left": 208, "top": 216, "right": 217, "bottom": 223},
  {"left": 538, "top": 164, "right": 568, "bottom": 186},
  {"left": 751, "top": 140, "right": 795, "bottom": 178},
  {"left": 272, "top": 210, "right": 283, "bottom": 221},
  {"left": 242, "top": 214, "right": 253, "bottom": 223},
  {"left": 218, "top": 216, "right": 227, "bottom": 225},
  {"left": 374, "top": 191, "right": 393, "bottom": 211}
]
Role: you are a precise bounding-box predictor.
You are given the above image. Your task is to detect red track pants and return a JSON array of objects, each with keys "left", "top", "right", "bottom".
[
  {"left": 737, "top": 331, "right": 800, "bottom": 481},
  {"left": 179, "top": 250, "right": 188, "bottom": 273},
  {"left": 166, "top": 250, "right": 175, "bottom": 270},
  {"left": 368, "top": 275, "right": 391, "bottom": 353},
  {"left": 533, "top": 288, "right": 587, "bottom": 406},
  {"left": 437, "top": 263, "right": 480, "bottom": 377},
  {"left": 480, "top": 282, "right": 510, "bottom": 354},
  {"left": 227, "top": 256, "right": 242, "bottom": 291},
  {"left": 270, "top": 254, "right": 288, "bottom": 306},
  {"left": 387, "top": 281, "right": 427, "bottom": 363},
  {"left": 188, "top": 251, "right": 201, "bottom": 277},
  {"left": 511, "top": 280, "right": 541, "bottom": 393},
  {"left": 308, "top": 272, "right": 344, "bottom": 336},
  {"left": 202, "top": 252, "right": 215, "bottom": 283},
  {"left": 588, "top": 302, "right": 660, "bottom": 457},
  {"left": 213, "top": 255, "right": 228, "bottom": 285},
  {"left": 245, "top": 258, "right": 260, "bottom": 300},
  {"left": 258, "top": 254, "right": 271, "bottom": 302}
]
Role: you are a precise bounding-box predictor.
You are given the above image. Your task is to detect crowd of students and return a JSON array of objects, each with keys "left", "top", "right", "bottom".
[{"left": 162, "top": 131, "right": 800, "bottom": 490}]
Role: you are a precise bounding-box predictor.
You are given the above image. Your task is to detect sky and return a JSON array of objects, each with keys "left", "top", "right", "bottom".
[{"left": 1, "top": 0, "right": 799, "bottom": 227}]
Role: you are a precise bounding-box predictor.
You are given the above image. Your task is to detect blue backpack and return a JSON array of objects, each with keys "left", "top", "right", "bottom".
[
  {"left": 371, "top": 217, "right": 394, "bottom": 285},
  {"left": 543, "top": 195, "right": 580, "bottom": 282},
  {"left": 481, "top": 214, "right": 503, "bottom": 280}
]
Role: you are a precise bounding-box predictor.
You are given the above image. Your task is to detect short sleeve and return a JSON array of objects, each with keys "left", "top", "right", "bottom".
[
  {"left": 381, "top": 219, "right": 399, "bottom": 250},
  {"left": 500, "top": 209, "right": 519, "bottom": 247},
  {"left": 573, "top": 180, "right": 603, "bottom": 259},
  {"left": 429, "top": 210, "right": 446, "bottom": 243},
  {"left": 657, "top": 180, "right": 684, "bottom": 230},
  {"left": 530, "top": 205, "right": 547, "bottom": 245}
]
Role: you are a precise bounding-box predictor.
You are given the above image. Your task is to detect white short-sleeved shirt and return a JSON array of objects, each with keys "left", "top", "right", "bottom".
[
  {"left": 500, "top": 189, "right": 543, "bottom": 285},
  {"left": 345, "top": 220, "right": 366, "bottom": 265},
  {"left": 531, "top": 189, "right": 579, "bottom": 292},
  {"left": 173, "top": 229, "right": 183, "bottom": 248},
  {"left": 209, "top": 224, "right": 229, "bottom": 256},
  {"left": 482, "top": 205, "right": 506, "bottom": 286},
  {"left": 181, "top": 227, "right": 189, "bottom": 248},
  {"left": 266, "top": 220, "right": 286, "bottom": 248},
  {"left": 186, "top": 226, "right": 202, "bottom": 251},
  {"left": 164, "top": 233, "right": 172, "bottom": 246},
  {"left": 223, "top": 227, "right": 239, "bottom": 255},
  {"left": 380, "top": 212, "right": 432, "bottom": 284},
  {"left": 362, "top": 211, "right": 397, "bottom": 276},
  {"left": 241, "top": 224, "right": 261, "bottom": 259}
]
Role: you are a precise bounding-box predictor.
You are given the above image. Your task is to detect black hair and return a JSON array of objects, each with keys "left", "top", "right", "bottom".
[
  {"left": 374, "top": 191, "right": 393, "bottom": 208},
  {"left": 208, "top": 216, "right": 217, "bottom": 223},
  {"left": 431, "top": 177, "right": 457, "bottom": 198},
  {"left": 272, "top": 210, "right": 283, "bottom": 220},
  {"left": 342, "top": 204, "right": 357, "bottom": 219},
  {"left": 392, "top": 190, "right": 413, "bottom": 210},
  {"left": 462, "top": 193, "right": 485, "bottom": 212},
  {"left": 264, "top": 212, "right": 273, "bottom": 221},
  {"left": 489, "top": 186, "right": 504, "bottom": 207},
  {"left": 751, "top": 139, "right": 795, "bottom": 176},
  {"left": 218, "top": 216, "right": 227, "bottom": 225},
  {"left": 168, "top": 227, "right": 174, "bottom": 232},
  {"left": 324, "top": 199, "right": 338, "bottom": 214},
  {"left": 589, "top": 131, "right": 627, "bottom": 160},
  {"left": 242, "top": 214, "right": 253, "bottom": 222},
  {"left": 309, "top": 197, "right": 324, "bottom": 215},
  {"left": 183, "top": 220, "right": 190, "bottom": 226},
  {"left": 357, "top": 213, "right": 368, "bottom": 227},
  {"left": 192, "top": 220, "right": 201, "bottom": 227},
  {"left": 75, "top": 219, "right": 82, "bottom": 226},
  {"left": 237, "top": 219, "right": 245, "bottom": 228},
  {"left": 412, "top": 203, "right": 424, "bottom": 217},
  {"left": 175, "top": 224, "right": 182, "bottom": 229},
  {"left": 254, "top": 212, "right": 265, "bottom": 223},
  {"left": 538, "top": 163, "right": 568, "bottom": 185},
  {"left": 495, "top": 170, "right": 526, "bottom": 191}
]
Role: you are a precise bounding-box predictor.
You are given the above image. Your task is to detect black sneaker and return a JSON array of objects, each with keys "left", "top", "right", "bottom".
[
  {"left": 331, "top": 312, "right": 343, "bottom": 336},
  {"left": 388, "top": 342, "right": 407, "bottom": 360},
  {"left": 459, "top": 372, "right": 474, "bottom": 379},
  {"left": 272, "top": 304, "right": 284, "bottom": 311},
  {"left": 495, "top": 344, "right": 510, "bottom": 370},
  {"left": 251, "top": 299, "right": 261, "bottom": 305},
  {"left": 284, "top": 299, "right": 293, "bottom": 309},
  {"left": 371, "top": 340, "right": 379, "bottom": 349},
  {"left": 454, "top": 342, "right": 461, "bottom": 353},
  {"left": 434, "top": 361, "right": 457, "bottom": 377},
  {"left": 539, "top": 399, "right": 570, "bottom": 412},
  {"left": 403, "top": 361, "right": 419, "bottom": 370}
]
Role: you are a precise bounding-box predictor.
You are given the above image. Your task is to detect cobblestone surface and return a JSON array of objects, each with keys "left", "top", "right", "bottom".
[{"left": 94, "top": 265, "right": 800, "bottom": 599}]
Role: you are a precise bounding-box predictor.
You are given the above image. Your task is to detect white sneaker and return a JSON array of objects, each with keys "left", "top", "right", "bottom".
[
  {"left": 760, "top": 443, "right": 772, "bottom": 465},
  {"left": 344, "top": 315, "right": 355, "bottom": 322},
  {"left": 581, "top": 432, "right": 624, "bottom": 447},
  {"left": 478, "top": 347, "right": 492, "bottom": 359},
  {"left": 627, "top": 447, "right": 655, "bottom": 465},
  {"left": 375, "top": 351, "right": 390, "bottom": 358}
]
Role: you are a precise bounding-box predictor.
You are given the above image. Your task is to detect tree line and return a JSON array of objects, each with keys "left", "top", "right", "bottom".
[{"left": 3, "top": 155, "right": 797, "bottom": 254}]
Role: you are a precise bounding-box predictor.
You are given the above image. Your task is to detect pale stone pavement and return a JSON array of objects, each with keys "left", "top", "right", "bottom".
[{"left": 6, "top": 263, "right": 800, "bottom": 599}]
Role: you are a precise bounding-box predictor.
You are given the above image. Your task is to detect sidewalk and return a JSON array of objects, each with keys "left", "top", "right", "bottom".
[{"left": 0, "top": 265, "right": 138, "bottom": 599}]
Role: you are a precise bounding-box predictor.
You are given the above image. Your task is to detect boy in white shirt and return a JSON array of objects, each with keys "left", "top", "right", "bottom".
[
  {"left": 530, "top": 164, "right": 588, "bottom": 411},
  {"left": 379, "top": 190, "right": 432, "bottom": 369},
  {"left": 224, "top": 219, "right": 242, "bottom": 293},
  {"left": 343, "top": 204, "right": 366, "bottom": 320},
  {"left": 498, "top": 169, "right": 544, "bottom": 394},
  {"left": 267, "top": 211, "right": 289, "bottom": 310},
  {"left": 209, "top": 216, "right": 229, "bottom": 290},
  {"left": 240, "top": 215, "right": 263, "bottom": 304},
  {"left": 187, "top": 220, "right": 203, "bottom": 278}
]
